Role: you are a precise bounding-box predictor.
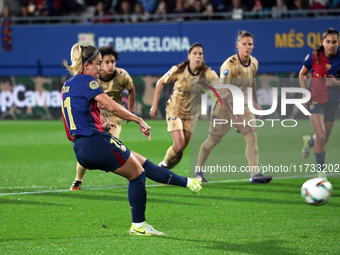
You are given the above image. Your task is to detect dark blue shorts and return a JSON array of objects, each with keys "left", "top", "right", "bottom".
[
  {"left": 308, "top": 101, "right": 340, "bottom": 122},
  {"left": 73, "top": 132, "right": 131, "bottom": 172}
]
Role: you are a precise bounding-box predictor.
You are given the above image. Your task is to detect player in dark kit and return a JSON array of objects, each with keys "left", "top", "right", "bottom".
[
  {"left": 70, "top": 45, "right": 136, "bottom": 191},
  {"left": 300, "top": 27, "right": 340, "bottom": 178},
  {"left": 62, "top": 43, "right": 202, "bottom": 236}
]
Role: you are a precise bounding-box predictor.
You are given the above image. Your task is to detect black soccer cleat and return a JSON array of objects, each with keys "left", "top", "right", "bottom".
[
  {"left": 250, "top": 173, "right": 272, "bottom": 184},
  {"left": 70, "top": 180, "right": 82, "bottom": 191}
]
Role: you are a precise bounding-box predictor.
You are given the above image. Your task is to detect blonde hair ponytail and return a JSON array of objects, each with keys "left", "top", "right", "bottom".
[
  {"left": 63, "top": 43, "right": 83, "bottom": 76},
  {"left": 63, "top": 43, "right": 98, "bottom": 76}
]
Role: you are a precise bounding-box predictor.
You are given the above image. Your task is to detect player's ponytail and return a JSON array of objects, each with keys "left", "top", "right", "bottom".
[
  {"left": 63, "top": 43, "right": 99, "bottom": 76},
  {"left": 313, "top": 45, "right": 324, "bottom": 63}
]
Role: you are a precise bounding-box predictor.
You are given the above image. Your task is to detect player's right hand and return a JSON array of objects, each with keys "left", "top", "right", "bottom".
[
  {"left": 138, "top": 119, "right": 151, "bottom": 141},
  {"left": 149, "top": 105, "right": 158, "bottom": 119}
]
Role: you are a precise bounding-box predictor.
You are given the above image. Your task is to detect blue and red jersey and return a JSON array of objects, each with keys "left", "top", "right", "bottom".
[
  {"left": 61, "top": 74, "right": 105, "bottom": 141},
  {"left": 303, "top": 47, "right": 340, "bottom": 103}
]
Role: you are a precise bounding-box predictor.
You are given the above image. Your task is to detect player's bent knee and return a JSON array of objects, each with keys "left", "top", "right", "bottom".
[
  {"left": 239, "top": 126, "right": 255, "bottom": 137},
  {"left": 211, "top": 134, "right": 223, "bottom": 143},
  {"left": 131, "top": 151, "right": 147, "bottom": 165},
  {"left": 173, "top": 144, "right": 186, "bottom": 154},
  {"left": 115, "top": 155, "right": 144, "bottom": 180},
  {"left": 203, "top": 134, "right": 222, "bottom": 151},
  {"left": 315, "top": 133, "right": 326, "bottom": 144}
]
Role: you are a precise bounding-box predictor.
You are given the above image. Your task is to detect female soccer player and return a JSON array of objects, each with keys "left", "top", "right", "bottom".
[
  {"left": 62, "top": 43, "right": 202, "bottom": 236},
  {"left": 70, "top": 45, "right": 136, "bottom": 191},
  {"left": 300, "top": 27, "right": 340, "bottom": 178},
  {"left": 196, "top": 31, "right": 272, "bottom": 183},
  {"left": 150, "top": 43, "right": 218, "bottom": 170}
]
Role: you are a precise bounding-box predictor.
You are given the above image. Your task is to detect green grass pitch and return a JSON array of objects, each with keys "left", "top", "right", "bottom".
[{"left": 0, "top": 119, "right": 339, "bottom": 254}]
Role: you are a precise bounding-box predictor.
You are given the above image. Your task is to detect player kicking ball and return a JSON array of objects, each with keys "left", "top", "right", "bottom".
[{"left": 62, "top": 43, "right": 202, "bottom": 236}]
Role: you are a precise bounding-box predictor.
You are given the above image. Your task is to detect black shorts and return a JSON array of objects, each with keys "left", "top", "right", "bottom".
[
  {"left": 308, "top": 101, "right": 340, "bottom": 122},
  {"left": 73, "top": 132, "right": 131, "bottom": 172}
]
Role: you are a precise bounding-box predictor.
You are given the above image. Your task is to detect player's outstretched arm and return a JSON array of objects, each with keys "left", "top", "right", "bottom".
[
  {"left": 126, "top": 84, "right": 136, "bottom": 124},
  {"left": 95, "top": 93, "right": 141, "bottom": 125},
  {"left": 150, "top": 75, "right": 166, "bottom": 119},
  {"left": 128, "top": 84, "right": 136, "bottom": 114},
  {"left": 96, "top": 93, "right": 151, "bottom": 140}
]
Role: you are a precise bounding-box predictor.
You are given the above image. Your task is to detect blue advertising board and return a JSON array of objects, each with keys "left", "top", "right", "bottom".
[{"left": 0, "top": 18, "right": 338, "bottom": 76}]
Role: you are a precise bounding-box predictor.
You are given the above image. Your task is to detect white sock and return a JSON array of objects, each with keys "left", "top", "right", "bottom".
[
  {"left": 251, "top": 172, "right": 260, "bottom": 178},
  {"left": 160, "top": 160, "right": 168, "bottom": 167},
  {"left": 186, "top": 178, "right": 192, "bottom": 187},
  {"left": 318, "top": 172, "right": 327, "bottom": 179},
  {"left": 133, "top": 221, "right": 146, "bottom": 228}
]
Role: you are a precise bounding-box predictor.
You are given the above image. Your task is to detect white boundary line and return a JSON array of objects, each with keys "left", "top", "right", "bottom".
[
  {"left": 0, "top": 174, "right": 338, "bottom": 197},
  {"left": 0, "top": 180, "right": 247, "bottom": 196}
]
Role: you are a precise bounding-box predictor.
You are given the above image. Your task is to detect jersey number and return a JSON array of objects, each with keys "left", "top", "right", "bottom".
[
  {"left": 63, "top": 97, "right": 77, "bottom": 130},
  {"left": 110, "top": 136, "right": 122, "bottom": 149}
]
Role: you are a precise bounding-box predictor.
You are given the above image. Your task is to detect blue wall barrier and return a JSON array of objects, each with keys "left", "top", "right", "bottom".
[{"left": 0, "top": 18, "right": 338, "bottom": 76}]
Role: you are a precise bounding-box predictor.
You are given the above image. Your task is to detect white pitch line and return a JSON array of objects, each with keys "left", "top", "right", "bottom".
[
  {"left": 0, "top": 174, "right": 338, "bottom": 196},
  {"left": 0, "top": 186, "right": 57, "bottom": 189},
  {"left": 0, "top": 179, "right": 248, "bottom": 196},
  {"left": 0, "top": 185, "right": 127, "bottom": 196},
  {"left": 0, "top": 183, "right": 182, "bottom": 196}
]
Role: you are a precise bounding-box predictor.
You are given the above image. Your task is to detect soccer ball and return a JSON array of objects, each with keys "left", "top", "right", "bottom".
[{"left": 301, "top": 178, "right": 333, "bottom": 206}]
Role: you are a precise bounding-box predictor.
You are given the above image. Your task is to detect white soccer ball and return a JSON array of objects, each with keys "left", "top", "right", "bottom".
[{"left": 301, "top": 178, "right": 333, "bottom": 206}]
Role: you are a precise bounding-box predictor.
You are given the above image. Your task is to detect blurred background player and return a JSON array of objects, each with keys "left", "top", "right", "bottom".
[
  {"left": 300, "top": 27, "right": 340, "bottom": 178},
  {"left": 70, "top": 45, "right": 136, "bottom": 191},
  {"left": 62, "top": 43, "right": 202, "bottom": 236},
  {"left": 150, "top": 42, "right": 218, "bottom": 170},
  {"left": 196, "top": 31, "right": 272, "bottom": 183}
]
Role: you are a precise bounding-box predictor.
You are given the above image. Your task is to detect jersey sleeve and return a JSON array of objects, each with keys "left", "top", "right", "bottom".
[
  {"left": 82, "top": 75, "right": 104, "bottom": 100},
  {"left": 163, "top": 66, "right": 179, "bottom": 84},
  {"left": 123, "top": 71, "right": 134, "bottom": 91},
  {"left": 220, "top": 60, "right": 233, "bottom": 79},
  {"left": 302, "top": 52, "right": 313, "bottom": 70}
]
